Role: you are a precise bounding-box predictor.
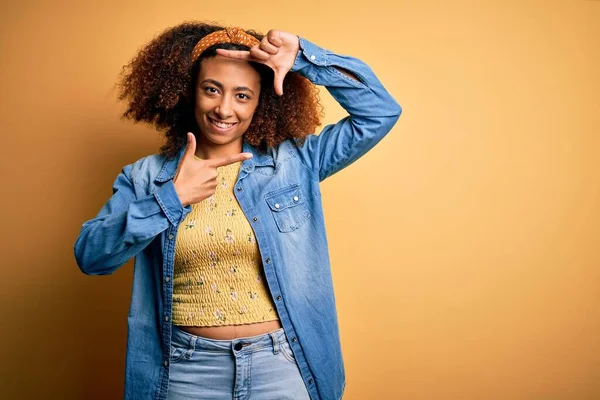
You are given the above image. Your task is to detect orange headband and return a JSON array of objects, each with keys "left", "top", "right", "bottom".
[{"left": 191, "top": 27, "right": 260, "bottom": 63}]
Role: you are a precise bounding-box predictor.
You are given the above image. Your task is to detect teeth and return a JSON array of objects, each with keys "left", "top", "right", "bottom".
[{"left": 211, "top": 118, "right": 234, "bottom": 129}]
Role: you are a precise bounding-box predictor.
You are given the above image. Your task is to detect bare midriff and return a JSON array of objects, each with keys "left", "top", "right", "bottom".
[{"left": 176, "top": 319, "right": 282, "bottom": 340}]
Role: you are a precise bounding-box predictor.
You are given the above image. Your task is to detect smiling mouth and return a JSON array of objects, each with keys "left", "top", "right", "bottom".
[{"left": 208, "top": 117, "right": 237, "bottom": 130}]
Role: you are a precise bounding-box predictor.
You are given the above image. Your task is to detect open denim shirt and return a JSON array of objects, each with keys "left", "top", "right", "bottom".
[{"left": 74, "top": 36, "right": 401, "bottom": 400}]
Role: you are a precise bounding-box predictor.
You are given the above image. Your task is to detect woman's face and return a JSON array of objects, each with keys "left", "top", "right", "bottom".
[{"left": 194, "top": 55, "right": 261, "bottom": 151}]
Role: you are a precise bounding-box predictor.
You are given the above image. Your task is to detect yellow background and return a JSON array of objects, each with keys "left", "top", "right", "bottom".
[{"left": 1, "top": 0, "right": 598, "bottom": 399}]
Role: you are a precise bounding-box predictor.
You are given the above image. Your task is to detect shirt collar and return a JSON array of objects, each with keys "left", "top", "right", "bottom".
[{"left": 154, "top": 139, "right": 274, "bottom": 183}]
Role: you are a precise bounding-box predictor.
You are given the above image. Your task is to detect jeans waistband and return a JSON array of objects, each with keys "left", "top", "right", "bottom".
[{"left": 171, "top": 324, "right": 287, "bottom": 353}]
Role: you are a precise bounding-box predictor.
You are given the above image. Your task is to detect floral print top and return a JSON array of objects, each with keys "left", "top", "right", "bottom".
[{"left": 172, "top": 157, "right": 279, "bottom": 326}]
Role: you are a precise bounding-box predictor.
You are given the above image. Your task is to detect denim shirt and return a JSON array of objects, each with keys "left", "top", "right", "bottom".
[{"left": 74, "top": 36, "right": 401, "bottom": 400}]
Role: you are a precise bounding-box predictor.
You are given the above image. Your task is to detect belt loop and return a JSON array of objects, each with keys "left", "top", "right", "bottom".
[
  {"left": 185, "top": 333, "right": 197, "bottom": 358},
  {"left": 269, "top": 331, "right": 279, "bottom": 355}
]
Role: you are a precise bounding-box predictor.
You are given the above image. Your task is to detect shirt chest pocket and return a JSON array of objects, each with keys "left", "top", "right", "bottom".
[{"left": 264, "top": 184, "right": 310, "bottom": 233}]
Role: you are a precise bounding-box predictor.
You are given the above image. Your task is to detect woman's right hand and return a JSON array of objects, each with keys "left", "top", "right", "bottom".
[{"left": 173, "top": 132, "right": 253, "bottom": 206}]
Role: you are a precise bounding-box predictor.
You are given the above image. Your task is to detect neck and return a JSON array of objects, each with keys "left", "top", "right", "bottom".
[{"left": 194, "top": 136, "right": 244, "bottom": 160}]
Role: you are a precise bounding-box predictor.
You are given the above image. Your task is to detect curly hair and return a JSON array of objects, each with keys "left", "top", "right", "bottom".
[{"left": 116, "top": 21, "right": 324, "bottom": 159}]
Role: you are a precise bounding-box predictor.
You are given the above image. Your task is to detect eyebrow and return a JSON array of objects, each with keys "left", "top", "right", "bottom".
[{"left": 200, "top": 79, "right": 255, "bottom": 96}]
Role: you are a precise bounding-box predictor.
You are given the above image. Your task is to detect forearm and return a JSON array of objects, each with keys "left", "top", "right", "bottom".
[
  {"left": 74, "top": 167, "right": 191, "bottom": 275},
  {"left": 290, "top": 36, "right": 402, "bottom": 181},
  {"left": 290, "top": 36, "right": 401, "bottom": 118},
  {"left": 334, "top": 66, "right": 360, "bottom": 81}
]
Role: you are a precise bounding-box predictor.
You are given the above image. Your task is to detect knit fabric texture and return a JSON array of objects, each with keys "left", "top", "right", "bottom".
[{"left": 172, "top": 156, "right": 279, "bottom": 326}]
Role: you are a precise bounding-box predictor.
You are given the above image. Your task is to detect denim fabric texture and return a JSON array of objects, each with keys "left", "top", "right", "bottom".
[
  {"left": 167, "top": 325, "right": 311, "bottom": 400},
  {"left": 74, "top": 36, "right": 402, "bottom": 400}
]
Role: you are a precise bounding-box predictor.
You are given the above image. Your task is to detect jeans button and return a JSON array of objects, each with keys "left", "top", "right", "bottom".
[{"left": 234, "top": 343, "right": 243, "bottom": 351}]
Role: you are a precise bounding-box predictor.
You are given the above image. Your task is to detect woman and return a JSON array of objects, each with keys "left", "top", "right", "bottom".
[{"left": 74, "top": 21, "right": 401, "bottom": 400}]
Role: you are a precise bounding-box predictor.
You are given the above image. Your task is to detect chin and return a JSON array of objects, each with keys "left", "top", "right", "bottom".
[
  {"left": 202, "top": 130, "right": 241, "bottom": 146},
  {"left": 208, "top": 136, "right": 235, "bottom": 146}
]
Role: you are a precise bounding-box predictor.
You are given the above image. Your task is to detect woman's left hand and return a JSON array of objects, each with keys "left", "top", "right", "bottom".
[{"left": 216, "top": 29, "right": 300, "bottom": 96}]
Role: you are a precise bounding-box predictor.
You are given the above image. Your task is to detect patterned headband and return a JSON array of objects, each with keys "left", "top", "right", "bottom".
[{"left": 191, "top": 27, "right": 260, "bottom": 63}]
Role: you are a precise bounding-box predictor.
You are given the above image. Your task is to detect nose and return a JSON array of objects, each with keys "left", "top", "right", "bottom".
[{"left": 214, "top": 95, "right": 233, "bottom": 120}]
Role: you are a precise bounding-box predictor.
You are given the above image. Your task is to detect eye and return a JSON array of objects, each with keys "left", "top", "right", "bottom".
[
  {"left": 237, "top": 93, "right": 251, "bottom": 100},
  {"left": 204, "top": 87, "right": 219, "bottom": 95}
]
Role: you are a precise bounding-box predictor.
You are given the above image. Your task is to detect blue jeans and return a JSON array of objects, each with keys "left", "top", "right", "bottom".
[{"left": 167, "top": 325, "right": 312, "bottom": 399}]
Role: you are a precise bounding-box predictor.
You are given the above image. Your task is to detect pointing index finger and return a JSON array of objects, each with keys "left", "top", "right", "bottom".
[{"left": 206, "top": 152, "right": 253, "bottom": 168}]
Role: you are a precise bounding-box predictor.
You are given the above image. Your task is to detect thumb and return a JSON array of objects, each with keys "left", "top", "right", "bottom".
[
  {"left": 174, "top": 133, "right": 195, "bottom": 181},
  {"left": 183, "top": 132, "right": 197, "bottom": 160},
  {"left": 273, "top": 70, "right": 285, "bottom": 96}
]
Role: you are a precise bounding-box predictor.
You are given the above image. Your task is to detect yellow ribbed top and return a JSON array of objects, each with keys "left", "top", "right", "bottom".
[{"left": 172, "top": 156, "right": 279, "bottom": 327}]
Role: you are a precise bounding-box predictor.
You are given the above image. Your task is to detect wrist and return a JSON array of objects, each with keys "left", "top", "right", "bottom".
[{"left": 173, "top": 182, "right": 189, "bottom": 207}]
